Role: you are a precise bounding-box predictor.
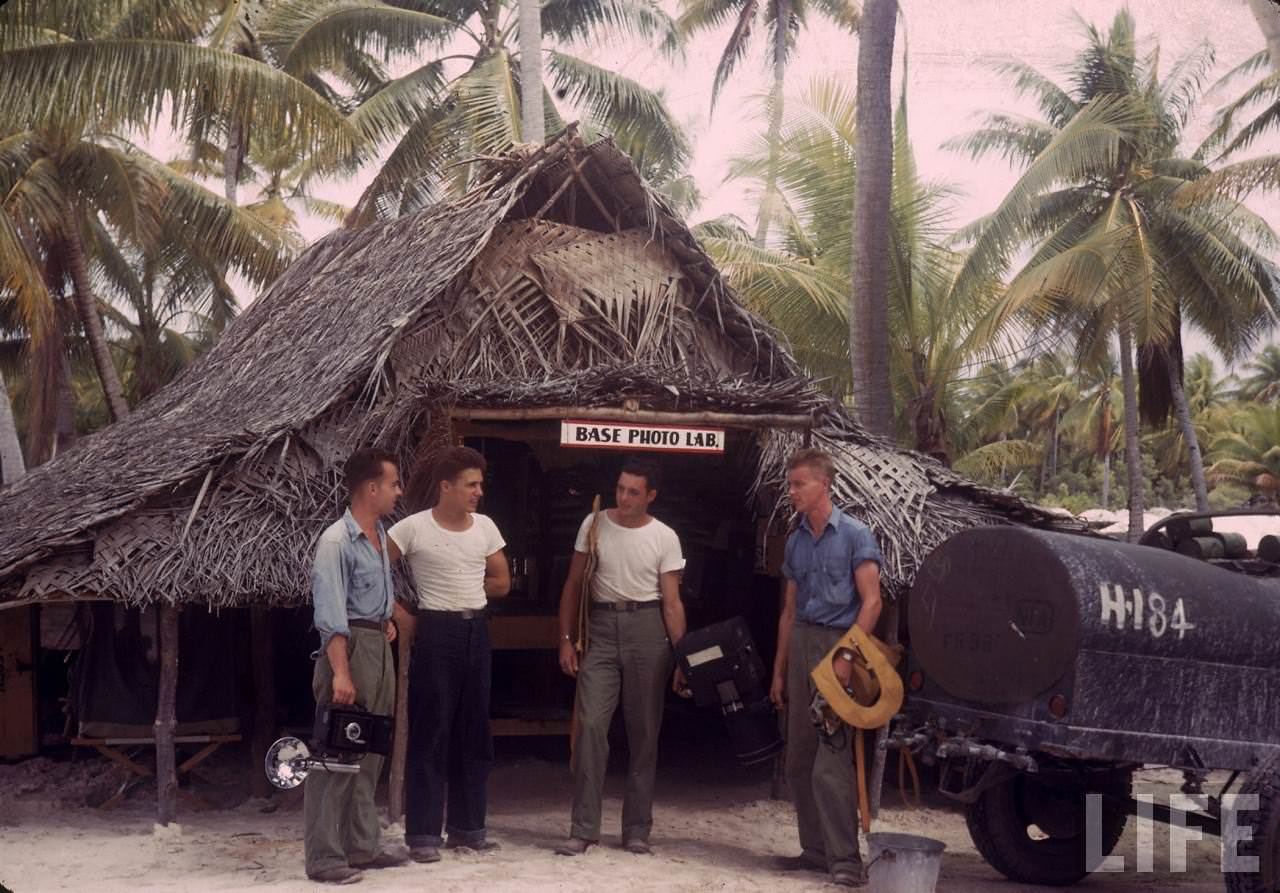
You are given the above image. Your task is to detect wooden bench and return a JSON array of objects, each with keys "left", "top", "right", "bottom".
[{"left": 71, "top": 733, "right": 243, "bottom": 809}]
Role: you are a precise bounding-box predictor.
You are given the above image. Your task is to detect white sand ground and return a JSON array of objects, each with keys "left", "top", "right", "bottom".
[{"left": 0, "top": 752, "right": 1234, "bottom": 893}]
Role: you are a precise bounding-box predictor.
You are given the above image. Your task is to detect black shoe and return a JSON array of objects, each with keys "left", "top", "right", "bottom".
[
  {"left": 445, "top": 838, "right": 500, "bottom": 852},
  {"left": 622, "top": 838, "right": 652, "bottom": 855},
  {"left": 409, "top": 846, "right": 441, "bottom": 863}
]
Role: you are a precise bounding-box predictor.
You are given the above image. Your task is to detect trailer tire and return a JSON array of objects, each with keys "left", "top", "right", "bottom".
[
  {"left": 1225, "top": 752, "right": 1280, "bottom": 893},
  {"left": 966, "top": 771, "right": 1130, "bottom": 887}
]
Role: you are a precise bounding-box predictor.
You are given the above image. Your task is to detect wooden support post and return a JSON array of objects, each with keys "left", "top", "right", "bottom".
[
  {"left": 249, "top": 606, "right": 277, "bottom": 800},
  {"left": 155, "top": 603, "right": 180, "bottom": 825},
  {"left": 388, "top": 617, "right": 413, "bottom": 823}
]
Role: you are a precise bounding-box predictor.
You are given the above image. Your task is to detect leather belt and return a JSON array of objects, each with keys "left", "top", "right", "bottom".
[
  {"left": 590, "top": 600, "right": 661, "bottom": 612},
  {"left": 422, "top": 608, "right": 487, "bottom": 620},
  {"left": 349, "top": 619, "right": 386, "bottom": 631}
]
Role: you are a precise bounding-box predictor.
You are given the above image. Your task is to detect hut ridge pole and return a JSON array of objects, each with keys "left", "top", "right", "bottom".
[
  {"left": 249, "top": 606, "right": 277, "bottom": 800},
  {"left": 155, "top": 603, "right": 180, "bottom": 825}
]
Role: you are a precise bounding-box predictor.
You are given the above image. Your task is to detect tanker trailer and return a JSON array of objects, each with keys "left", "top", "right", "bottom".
[{"left": 891, "top": 513, "right": 1280, "bottom": 889}]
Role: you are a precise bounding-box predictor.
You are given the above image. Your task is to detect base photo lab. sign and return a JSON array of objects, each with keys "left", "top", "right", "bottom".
[{"left": 560, "top": 419, "right": 726, "bottom": 454}]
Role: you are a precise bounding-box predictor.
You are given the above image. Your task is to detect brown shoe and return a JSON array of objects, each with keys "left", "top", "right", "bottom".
[
  {"left": 622, "top": 839, "right": 652, "bottom": 855},
  {"left": 445, "top": 838, "right": 500, "bottom": 852},
  {"left": 354, "top": 845, "right": 410, "bottom": 870},
  {"left": 306, "top": 865, "right": 363, "bottom": 884},
  {"left": 554, "top": 837, "right": 593, "bottom": 856},
  {"left": 409, "top": 845, "right": 441, "bottom": 863}
]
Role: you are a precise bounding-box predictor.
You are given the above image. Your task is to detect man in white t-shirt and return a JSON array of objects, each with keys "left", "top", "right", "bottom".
[
  {"left": 554, "top": 457, "right": 688, "bottom": 856},
  {"left": 387, "top": 446, "right": 510, "bottom": 863}
]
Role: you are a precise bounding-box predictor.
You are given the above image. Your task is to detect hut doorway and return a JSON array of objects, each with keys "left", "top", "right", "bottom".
[{"left": 448, "top": 413, "right": 803, "bottom": 738}]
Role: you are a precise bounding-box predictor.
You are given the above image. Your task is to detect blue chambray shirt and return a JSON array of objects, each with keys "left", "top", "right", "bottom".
[
  {"left": 781, "top": 506, "right": 883, "bottom": 628},
  {"left": 312, "top": 509, "right": 394, "bottom": 650}
]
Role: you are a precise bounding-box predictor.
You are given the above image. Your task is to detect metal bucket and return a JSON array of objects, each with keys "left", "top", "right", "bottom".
[{"left": 865, "top": 832, "right": 945, "bottom": 893}]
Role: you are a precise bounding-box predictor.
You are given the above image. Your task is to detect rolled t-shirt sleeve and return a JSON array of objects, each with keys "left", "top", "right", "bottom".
[
  {"left": 312, "top": 536, "right": 349, "bottom": 649},
  {"left": 573, "top": 514, "right": 593, "bottom": 553},
  {"left": 387, "top": 516, "right": 415, "bottom": 556},
  {"left": 659, "top": 527, "right": 686, "bottom": 574},
  {"left": 482, "top": 515, "right": 506, "bottom": 555},
  {"left": 851, "top": 525, "right": 883, "bottom": 569}
]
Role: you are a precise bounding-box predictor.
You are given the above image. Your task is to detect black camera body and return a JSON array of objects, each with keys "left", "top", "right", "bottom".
[
  {"left": 312, "top": 703, "right": 394, "bottom": 758},
  {"left": 675, "top": 615, "right": 782, "bottom": 765}
]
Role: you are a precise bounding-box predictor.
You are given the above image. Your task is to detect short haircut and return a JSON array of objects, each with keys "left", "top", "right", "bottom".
[
  {"left": 432, "top": 446, "right": 487, "bottom": 497},
  {"left": 343, "top": 448, "right": 398, "bottom": 498},
  {"left": 620, "top": 456, "right": 661, "bottom": 492},
  {"left": 786, "top": 448, "right": 835, "bottom": 484}
]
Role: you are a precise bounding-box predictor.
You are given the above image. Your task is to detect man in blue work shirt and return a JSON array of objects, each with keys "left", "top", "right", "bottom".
[
  {"left": 770, "top": 448, "right": 883, "bottom": 888},
  {"left": 305, "top": 448, "right": 414, "bottom": 884}
]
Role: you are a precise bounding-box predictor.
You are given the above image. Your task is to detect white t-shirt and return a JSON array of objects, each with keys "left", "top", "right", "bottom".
[
  {"left": 388, "top": 511, "right": 506, "bottom": 610},
  {"left": 574, "top": 512, "right": 685, "bottom": 603}
]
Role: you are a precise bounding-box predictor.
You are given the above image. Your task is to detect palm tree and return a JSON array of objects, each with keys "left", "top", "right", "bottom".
[
  {"left": 953, "top": 10, "right": 1280, "bottom": 538},
  {"left": 677, "top": 0, "right": 859, "bottom": 244},
  {"left": 0, "top": 0, "right": 359, "bottom": 425},
  {"left": 701, "top": 75, "right": 1002, "bottom": 457},
  {"left": 849, "top": 0, "right": 896, "bottom": 438},
  {"left": 260, "top": 0, "right": 688, "bottom": 223},
  {"left": 1238, "top": 343, "right": 1280, "bottom": 402},
  {"left": 0, "top": 371, "right": 24, "bottom": 485},
  {"left": 519, "top": 0, "right": 545, "bottom": 144},
  {"left": 1062, "top": 355, "right": 1122, "bottom": 508},
  {"left": 1250, "top": 0, "right": 1280, "bottom": 71},
  {"left": 1206, "top": 403, "right": 1280, "bottom": 498}
]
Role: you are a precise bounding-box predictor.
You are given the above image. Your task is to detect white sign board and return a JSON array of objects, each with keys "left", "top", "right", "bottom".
[{"left": 560, "top": 419, "right": 725, "bottom": 454}]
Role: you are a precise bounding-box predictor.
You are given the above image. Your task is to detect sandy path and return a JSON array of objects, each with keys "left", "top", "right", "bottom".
[{"left": 0, "top": 751, "right": 1232, "bottom": 892}]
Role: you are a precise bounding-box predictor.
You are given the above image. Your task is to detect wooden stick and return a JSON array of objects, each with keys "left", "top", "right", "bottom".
[
  {"left": 389, "top": 622, "right": 412, "bottom": 823},
  {"left": 155, "top": 603, "right": 180, "bottom": 825},
  {"left": 867, "top": 600, "right": 899, "bottom": 820},
  {"left": 450, "top": 406, "right": 817, "bottom": 429},
  {"left": 249, "top": 606, "right": 276, "bottom": 800}
]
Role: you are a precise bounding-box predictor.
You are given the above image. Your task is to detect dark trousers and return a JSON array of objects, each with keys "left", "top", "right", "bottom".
[{"left": 404, "top": 613, "right": 494, "bottom": 847}]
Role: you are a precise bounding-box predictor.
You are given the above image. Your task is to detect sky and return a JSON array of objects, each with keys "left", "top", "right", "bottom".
[{"left": 287, "top": 0, "right": 1279, "bottom": 369}]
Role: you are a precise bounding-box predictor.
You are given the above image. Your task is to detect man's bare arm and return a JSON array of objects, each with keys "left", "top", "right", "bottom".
[
  {"left": 853, "top": 561, "right": 883, "bottom": 635},
  {"left": 658, "top": 570, "right": 686, "bottom": 645},
  {"left": 557, "top": 550, "right": 589, "bottom": 677},
  {"left": 770, "top": 580, "right": 797, "bottom": 708},
  {"left": 484, "top": 549, "right": 511, "bottom": 598}
]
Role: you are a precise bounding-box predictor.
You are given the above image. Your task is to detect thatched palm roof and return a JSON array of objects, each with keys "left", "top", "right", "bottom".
[{"left": 0, "top": 129, "right": 1069, "bottom": 608}]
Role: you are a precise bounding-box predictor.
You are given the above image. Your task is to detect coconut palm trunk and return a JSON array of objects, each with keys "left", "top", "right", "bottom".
[
  {"left": 0, "top": 372, "right": 25, "bottom": 485},
  {"left": 1101, "top": 452, "right": 1111, "bottom": 510},
  {"left": 1167, "top": 363, "right": 1209, "bottom": 511},
  {"left": 849, "top": 0, "right": 896, "bottom": 436},
  {"left": 755, "top": 0, "right": 788, "bottom": 246},
  {"left": 519, "top": 0, "right": 545, "bottom": 143},
  {"left": 63, "top": 206, "right": 130, "bottom": 422},
  {"left": 1118, "top": 323, "right": 1144, "bottom": 541},
  {"left": 1249, "top": 0, "right": 1280, "bottom": 70}
]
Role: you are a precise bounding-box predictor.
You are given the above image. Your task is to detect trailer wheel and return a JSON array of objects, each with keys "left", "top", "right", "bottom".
[
  {"left": 965, "top": 771, "right": 1130, "bottom": 887},
  {"left": 1225, "top": 752, "right": 1280, "bottom": 893}
]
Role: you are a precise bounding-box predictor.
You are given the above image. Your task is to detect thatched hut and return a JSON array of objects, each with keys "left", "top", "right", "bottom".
[{"left": 0, "top": 130, "right": 1067, "bottom": 790}]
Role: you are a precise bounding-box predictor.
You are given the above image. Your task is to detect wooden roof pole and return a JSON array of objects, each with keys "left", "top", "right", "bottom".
[{"left": 451, "top": 406, "right": 819, "bottom": 429}]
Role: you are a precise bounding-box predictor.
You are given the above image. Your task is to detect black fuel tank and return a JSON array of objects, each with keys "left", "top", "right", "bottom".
[{"left": 910, "top": 526, "right": 1280, "bottom": 707}]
